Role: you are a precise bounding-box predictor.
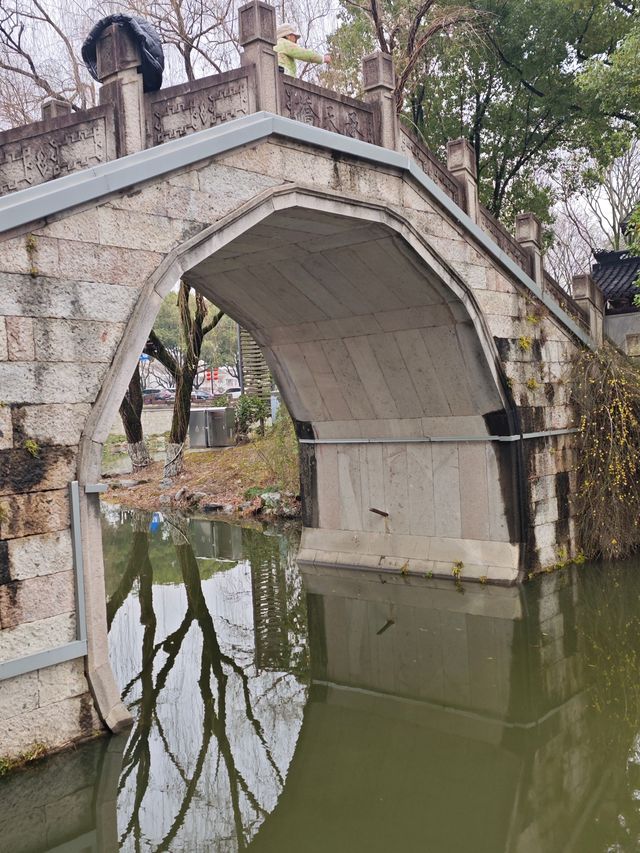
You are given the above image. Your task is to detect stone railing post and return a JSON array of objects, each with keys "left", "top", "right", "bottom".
[
  {"left": 516, "top": 213, "right": 544, "bottom": 286},
  {"left": 362, "top": 52, "right": 397, "bottom": 150},
  {"left": 238, "top": 0, "right": 279, "bottom": 114},
  {"left": 41, "top": 98, "right": 72, "bottom": 121},
  {"left": 573, "top": 273, "right": 605, "bottom": 345},
  {"left": 446, "top": 139, "right": 479, "bottom": 223},
  {"left": 96, "top": 22, "right": 145, "bottom": 154}
]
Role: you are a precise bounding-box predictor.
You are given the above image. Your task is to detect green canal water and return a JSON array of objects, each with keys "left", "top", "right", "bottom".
[{"left": 4, "top": 506, "right": 640, "bottom": 851}]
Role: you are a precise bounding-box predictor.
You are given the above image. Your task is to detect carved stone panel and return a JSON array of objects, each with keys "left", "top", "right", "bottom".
[
  {"left": 0, "top": 108, "right": 114, "bottom": 196},
  {"left": 145, "top": 71, "right": 252, "bottom": 147},
  {"left": 399, "top": 128, "right": 459, "bottom": 203},
  {"left": 281, "top": 78, "right": 378, "bottom": 145},
  {"left": 480, "top": 207, "right": 531, "bottom": 273}
]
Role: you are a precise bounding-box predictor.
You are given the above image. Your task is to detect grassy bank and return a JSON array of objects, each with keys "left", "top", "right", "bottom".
[{"left": 102, "top": 414, "right": 300, "bottom": 517}]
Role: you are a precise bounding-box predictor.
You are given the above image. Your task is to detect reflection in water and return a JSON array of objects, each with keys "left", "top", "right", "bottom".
[
  {"left": 5, "top": 514, "right": 640, "bottom": 851},
  {"left": 104, "top": 508, "right": 308, "bottom": 851}
]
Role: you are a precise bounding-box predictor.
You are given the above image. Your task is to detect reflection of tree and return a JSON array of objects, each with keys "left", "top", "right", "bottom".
[
  {"left": 107, "top": 512, "right": 152, "bottom": 630},
  {"left": 109, "top": 513, "right": 294, "bottom": 852}
]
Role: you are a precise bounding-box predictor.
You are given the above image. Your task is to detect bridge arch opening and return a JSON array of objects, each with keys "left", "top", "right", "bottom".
[
  {"left": 83, "top": 187, "right": 522, "bottom": 575},
  {"left": 75, "top": 188, "right": 525, "bottom": 730}
]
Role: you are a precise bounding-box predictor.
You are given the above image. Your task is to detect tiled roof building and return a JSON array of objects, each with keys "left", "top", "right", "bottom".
[{"left": 592, "top": 249, "right": 640, "bottom": 314}]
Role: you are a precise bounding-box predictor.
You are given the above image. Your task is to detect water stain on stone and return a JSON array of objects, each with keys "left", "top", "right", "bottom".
[
  {"left": 0, "top": 448, "right": 46, "bottom": 493},
  {"left": 10, "top": 404, "right": 26, "bottom": 444},
  {"left": 520, "top": 406, "right": 545, "bottom": 433},
  {"left": 531, "top": 338, "right": 542, "bottom": 361},
  {"left": 555, "top": 470, "right": 570, "bottom": 542},
  {"left": 79, "top": 695, "right": 94, "bottom": 735},
  {"left": 0, "top": 445, "right": 75, "bottom": 495},
  {"left": 0, "top": 579, "right": 22, "bottom": 629},
  {"left": 494, "top": 336, "right": 511, "bottom": 361},
  {"left": 0, "top": 541, "right": 10, "bottom": 585}
]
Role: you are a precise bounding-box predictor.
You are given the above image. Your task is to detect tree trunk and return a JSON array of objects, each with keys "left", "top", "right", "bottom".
[
  {"left": 119, "top": 364, "right": 151, "bottom": 471},
  {"left": 163, "top": 368, "right": 196, "bottom": 478},
  {"left": 128, "top": 440, "right": 152, "bottom": 471},
  {"left": 164, "top": 442, "right": 184, "bottom": 478}
]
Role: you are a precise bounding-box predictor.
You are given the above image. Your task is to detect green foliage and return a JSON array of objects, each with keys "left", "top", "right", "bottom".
[
  {"left": 579, "top": 20, "right": 640, "bottom": 130},
  {"left": 518, "top": 336, "right": 533, "bottom": 352},
  {"left": 253, "top": 407, "right": 300, "bottom": 495},
  {"left": 235, "top": 394, "right": 269, "bottom": 436},
  {"left": 0, "top": 742, "right": 47, "bottom": 777},
  {"left": 628, "top": 205, "right": 640, "bottom": 306},
  {"left": 328, "top": 0, "right": 637, "bottom": 222},
  {"left": 23, "top": 439, "right": 39, "bottom": 457},
  {"left": 153, "top": 293, "right": 237, "bottom": 370}
]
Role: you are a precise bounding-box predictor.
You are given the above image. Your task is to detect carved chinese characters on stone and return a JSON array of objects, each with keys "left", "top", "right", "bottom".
[
  {"left": 148, "top": 78, "right": 250, "bottom": 146},
  {"left": 282, "top": 81, "right": 376, "bottom": 144},
  {"left": 0, "top": 120, "right": 108, "bottom": 195}
]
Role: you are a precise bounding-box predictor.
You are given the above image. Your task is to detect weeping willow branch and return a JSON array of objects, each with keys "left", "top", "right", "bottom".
[{"left": 572, "top": 345, "right": 640, "bottom": 559}]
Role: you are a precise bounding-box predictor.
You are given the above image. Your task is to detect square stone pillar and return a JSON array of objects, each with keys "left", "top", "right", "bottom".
[
  {"left": 516, "top": 212, "right": 544, "bottom": 285},
  {"left": 573, "top": 273, "right": 605, "bottom": 346},
  {"left": 239, "top": 0, "right": 279, "bottom": 114},
  {"left": 96, "top": 23, "right": 145, "bottom": 154},
  {"left": 41, "top": 98, "right": 72, "bottom": 121},
  {"left": 446, "top": 139, "right": 479, "bottom": 222},
  {"left": 362, "top": 52, "right": 397, "bottom": 150}
]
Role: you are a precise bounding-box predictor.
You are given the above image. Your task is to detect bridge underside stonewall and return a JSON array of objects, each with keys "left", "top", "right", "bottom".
[{"left": 0, "top": 4, "right": 595, "bottom": 759}]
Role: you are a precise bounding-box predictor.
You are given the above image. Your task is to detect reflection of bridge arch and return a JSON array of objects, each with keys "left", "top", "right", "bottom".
[
  {"left": 2, "top": 549, "right": 633, "bottom": 852},
  {"left": 248, "top": 569, "right": 612, "bottom": 853}
]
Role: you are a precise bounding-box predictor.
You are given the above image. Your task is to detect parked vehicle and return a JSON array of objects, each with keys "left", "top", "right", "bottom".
[
  {"left": 191, "top": 389, "right": 215, "bottom": 401},
  {"left": 142, "top": 388, "right": 162, "bottom": 401},
  {"left": 226, "top": 387, "right": 242, "bottom": 400}
]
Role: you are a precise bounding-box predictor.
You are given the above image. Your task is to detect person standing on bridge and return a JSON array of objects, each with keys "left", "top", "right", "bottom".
[{"left": 274, "top": 23, "right": 331, "bottom": 76}]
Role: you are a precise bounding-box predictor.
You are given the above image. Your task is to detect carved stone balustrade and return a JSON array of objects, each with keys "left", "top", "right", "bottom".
[
  {"left": 144, "top": 68, "right": 256, "bottom": 147},
  {"left": 0, "top": 105, "right": 116, "bottom": 196},
  {"left": 278, "top": 76, "right": 379, "bottom": 144}
]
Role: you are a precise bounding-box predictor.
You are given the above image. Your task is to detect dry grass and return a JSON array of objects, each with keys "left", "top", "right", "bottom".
[{"left": 103, "top": 418, "right": 299, "bottom": 512}]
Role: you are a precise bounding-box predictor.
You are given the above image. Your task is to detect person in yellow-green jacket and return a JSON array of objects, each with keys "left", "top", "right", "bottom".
[{"left": 274, "top": 23, "right": 331, "bottom": 76}]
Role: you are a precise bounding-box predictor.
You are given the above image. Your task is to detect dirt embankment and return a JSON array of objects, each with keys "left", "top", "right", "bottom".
[{"left": 101, "top": 430, "right": 300, "bottom": 520}]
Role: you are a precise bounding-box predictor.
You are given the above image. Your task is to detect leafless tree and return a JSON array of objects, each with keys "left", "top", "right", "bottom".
[
  {"left": 547, "top": 141, "right": 640, "bottom": 289},
  {"left": 545, "top": 212, "right": 596, "bottom": 293},
  {"left": 109, "top": 515, "right": 303, "bottom": 850},
  {"left": 102, "top": 0, "right": 241, "bottom": 80},
  {"left": 0, "top": 0, "right": 339, "bottom": 126},
  {"left": 0, "top": 0, "right": 97, "bottom": 127}
]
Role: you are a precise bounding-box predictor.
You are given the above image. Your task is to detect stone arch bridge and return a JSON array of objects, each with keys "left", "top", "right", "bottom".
[{"left": 0, "top": 4, "right": 605, "bottom": 755}]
